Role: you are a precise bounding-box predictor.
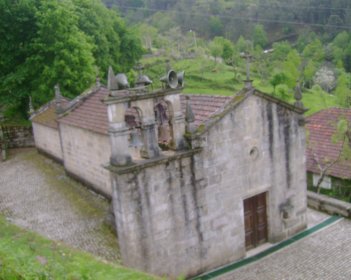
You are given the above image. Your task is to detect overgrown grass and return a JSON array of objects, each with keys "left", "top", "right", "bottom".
[
  {"left": 142, "top": 56, "right": 340, "bottom": 116},
  {"left": 0, "top": 214, "right": 157, "bottom": 280}
]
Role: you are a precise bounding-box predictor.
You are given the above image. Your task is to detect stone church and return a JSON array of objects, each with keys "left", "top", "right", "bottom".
[{"left": 31, "top": 67, "right": 307, "bottom": 278}]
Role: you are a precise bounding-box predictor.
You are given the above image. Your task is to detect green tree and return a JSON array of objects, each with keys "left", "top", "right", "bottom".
[
  {"left": 271, "top": 41, "right": 292, "bottom": 62},
  {"left": 212, "top": 37, "right": 235, "bottom": 63},
  {"left": 209, "top": 16, "right": 223, "bottom": 37},
  {"left": 335, "top": 71, "right": 351, "bottom": 107},
  {"left": 270, "top": 72, "right": 289, "bottom": 94},
  {"left": 283, "top": 50, "right": 302, "bottom": 88},
  {"left": 302, "top": 39, "right": 325, "bottom": 63},
  {"left": 73, "top": 0, "right": 142, "bottom": 73},
  {"left": 236, "top": 36, "right": 248, "bottom": 53},
  {"left": 209, "top": 39, "right": 223, "bottom": 63},
  {"left": 303, "top": 60, "right": 317, "bottom": 88},
  {"left": 0, "top": 0, "right": 96, "bottom": 116},
  {"left": 0, "top": 0, "right": 142, "bottom": 119},
  {"left": 252, "top": 24, "right": 268, "bottom": 48}
]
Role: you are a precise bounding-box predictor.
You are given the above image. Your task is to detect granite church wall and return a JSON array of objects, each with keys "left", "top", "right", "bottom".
[
  {"left": 111, "top": 152, "right": 243, "bottom": 278},
  {"left": 195, "top": 94, "right": 307, "bottom": 244},
  {"left": 32, "top": 123, "right": 62, "bottom": 162},
  {"left": 110, "top": 93, "right": 307, "bottom": 278},
  {"left": 60, "top": 123, "right": 112, "bottom": 198}
]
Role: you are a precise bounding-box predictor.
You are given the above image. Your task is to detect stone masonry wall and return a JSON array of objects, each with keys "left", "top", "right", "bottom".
[
  {"left": 32, "top": 123, "right": 62, "bottom": 161},
  {"left": 111, "top": 94, "right": 308, "bottom": 278},
  {"left": 1, "top": 125, "right": 34, "bottom": 148},
  {"left": 60, "top": 123, "right": 112, "bottom": 197},
  {"left": 196, "top": 94, "right": 307, "bottom": 243},
  {"left": 112, "top": 155, "right": 218, "bottom": 278}
]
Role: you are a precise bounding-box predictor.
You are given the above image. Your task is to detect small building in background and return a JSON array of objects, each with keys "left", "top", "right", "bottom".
[{"left": 306, "top": 108, "right": 351, "bottom": 194}]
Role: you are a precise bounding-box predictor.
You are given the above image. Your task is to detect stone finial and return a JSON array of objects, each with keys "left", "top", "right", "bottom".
[
  {"left": 54, "top": 84, "right": 64, "bottom": 114},
  {"left": 135, "top": 64, "right": 152, "bottom": 87},
  {"left": 185, "top": 96, "right": 195, "bottom": 133},
  {"left": 108, "top": 66, "right": 118, "bottom": 90},
  {"left": 294, "top": 82, "right": 304, "bottom": 109},
  {"left": 294, "top": 82, "right": 306, "bottom": 126},
  {"left": 55, "top": 84, "right": 62, "bottom": 100},
  {"left": 96, "top": 76, "right": 101, "bottom": 88},
  {"left": 28, "top": 96, "right": 34, "bottom": 115}
]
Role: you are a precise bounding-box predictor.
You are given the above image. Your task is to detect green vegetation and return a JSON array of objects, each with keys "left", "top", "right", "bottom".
[
  {"left": 0, "top": 0, "right": 142, "bottom": 120},
  {"left": 0, "top": 214, "right": 156, "bottom": 280}
]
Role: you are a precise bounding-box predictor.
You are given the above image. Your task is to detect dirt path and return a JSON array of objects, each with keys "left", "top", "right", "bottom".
[{"left": 0, "top": 148, "right": 120, "bottom": 263}]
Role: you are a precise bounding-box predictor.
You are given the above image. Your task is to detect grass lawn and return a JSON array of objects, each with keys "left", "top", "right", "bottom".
[{"left": 0, "top": 215, "right": 157, "bottom": 280}]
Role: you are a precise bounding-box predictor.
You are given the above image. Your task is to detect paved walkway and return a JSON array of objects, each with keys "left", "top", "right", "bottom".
[
  {"left": 216, "top": 213, "right": 351, "bottom": 280},
  {"left": 0, "top": 148, "right": 119, "bottom": 262}
]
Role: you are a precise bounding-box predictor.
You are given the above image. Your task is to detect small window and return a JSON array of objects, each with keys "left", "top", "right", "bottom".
[{"left": 312, "top": 174, "right": 332, "bottom": 189}]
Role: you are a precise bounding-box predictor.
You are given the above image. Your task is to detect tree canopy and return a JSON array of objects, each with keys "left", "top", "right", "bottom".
[{"left": 0, "top": 0, "right": 142, "bottom": 119}]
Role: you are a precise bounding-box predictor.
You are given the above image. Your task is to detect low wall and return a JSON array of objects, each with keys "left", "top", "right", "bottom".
[
  {"left": 0, "top": 125, "right": 34, "bottom": 148},
  {"left": 307, "top": 191, "right": 351, "bottom": 218}
]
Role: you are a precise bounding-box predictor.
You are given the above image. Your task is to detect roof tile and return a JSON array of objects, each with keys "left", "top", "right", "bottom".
[{"left": 306, "top": 108, "right": 351, "bottom": 180}]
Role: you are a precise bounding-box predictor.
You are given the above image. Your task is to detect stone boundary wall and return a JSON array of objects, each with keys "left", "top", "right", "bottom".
[
  {"left": 307, "top": 191, "right": 351, "bottom": 218},
  {"left": 0, "top": 125, "right": 34, "bottom": 148}
]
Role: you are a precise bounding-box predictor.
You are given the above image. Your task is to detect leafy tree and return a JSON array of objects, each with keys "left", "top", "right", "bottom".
[
  {"left": 271, "top": 41, "right": 292, "bottom": 62},
  {"left": 252, "top": 24, "right": 268, "bottom": 48},
  {"left": 303, "top": 60, "right": 317, "bottom": 88},
  {"left": 302, "top": 39, "right": 325, "bottom": 63},
  {"left": 237, "top": 36, "right": 248, "bottom": 53},
  {"left": 209, "top": 16, "right": 223, "bottom": 37},
  {"left": 212, "top": 37, "right": 235, "bottom": 63},
  {"left": 209, "top": 39, "right": 223, "bottom": 63},
  {"left": 335, "top": 71, "right": 351, "bottom": 107},
  {"left": 270, "top": 72, "right": 289, "bottom": 94},
  {"left": 0, "top": 0, "right": 142, "bottom": 119},
  {"left": 283, "top": 49, "right": 302, "bottom": 88},
  {"left": 332, "top": 31, "right": 350, "bottom": 49},
  {"left": 0, "top": 0, "right": 95, "bottom": 115}
]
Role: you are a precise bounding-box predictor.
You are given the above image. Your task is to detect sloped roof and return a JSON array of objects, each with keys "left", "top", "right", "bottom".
[
  {"left": 59, "top": 87, "right": 110, "bottom": 135},
  {"left": 180, "top": 94, "right": 232, "bottom": 126},
  {"left": 31, "top": 99, "right": 70, "bottom": 129},
  {"left": 57, "top": 87, "right": 232, "bottom": 135},
  {"left": 306, "top": 108, "right": 351, "bottom": 180},
  {"left": 56, "top": 86, "right": 303, "bottom": 137}
]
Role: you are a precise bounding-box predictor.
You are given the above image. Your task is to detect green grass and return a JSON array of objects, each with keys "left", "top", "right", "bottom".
[
  {"left": 141, "top": 56, "right": 340, "bottom": 116},
  {"left": 302, "top": 89, "right": 338, "bottom": 116},
  {"left": 0, "top": 215, "right": 157, "bottom": 280}
]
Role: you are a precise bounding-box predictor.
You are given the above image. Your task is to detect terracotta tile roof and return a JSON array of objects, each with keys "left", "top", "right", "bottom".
[
  {"left": 59, "top": 87, "right": 110, "bottom": 135},
  {"left": 57, "top": 89, "right": 231, "bottom": 135},
  {"left": 306, "top": 108, "right": 351, "bottom": 180},
  {"left": 31, "top": 99, "right": 69, "bottom": 129},
  {"left": 180, "top": 94, "right": 232, "bottom": 126}
]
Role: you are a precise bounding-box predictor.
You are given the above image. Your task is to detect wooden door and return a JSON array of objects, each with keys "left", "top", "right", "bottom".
[{"left": 244, "top": 192, "right": 268, "bottom": 250}]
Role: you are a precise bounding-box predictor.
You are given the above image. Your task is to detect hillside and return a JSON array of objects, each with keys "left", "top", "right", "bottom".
[{"left": 105, "top": 0, "right": 351, "bottom": 43}]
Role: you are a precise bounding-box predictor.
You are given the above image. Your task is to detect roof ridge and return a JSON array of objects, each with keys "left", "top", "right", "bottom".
[
  {"left": 30, "top": 97, "right": 70, "bottom": 120},
  {"left": 58, "top": 85, "right": 106, "bottom": 118}
]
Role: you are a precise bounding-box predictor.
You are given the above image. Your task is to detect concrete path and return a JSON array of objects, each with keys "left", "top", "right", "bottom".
[
  {"left": 0, "top": 148, "right": 119, "bottom": 263},
  {"left": 216, "top": 212, "right": 351, "bottom": 280}
]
